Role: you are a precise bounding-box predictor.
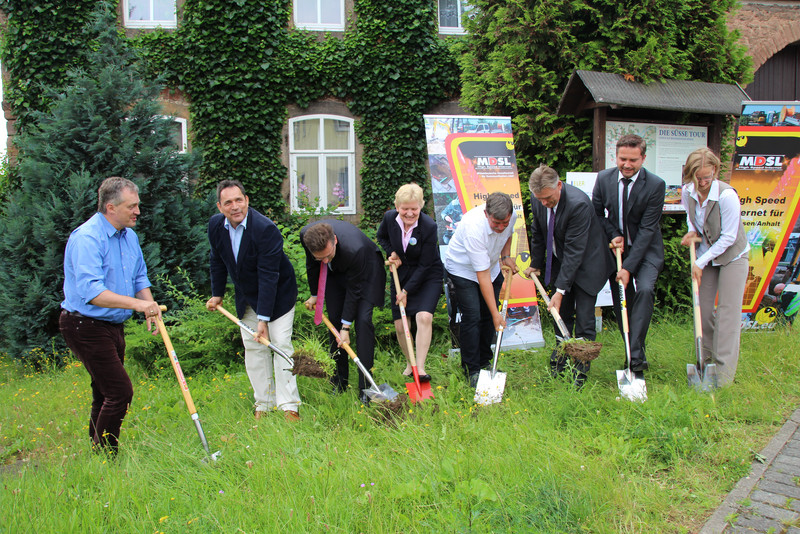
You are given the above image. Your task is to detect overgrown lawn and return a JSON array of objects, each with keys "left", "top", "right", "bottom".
[{"left": 0, "top": 316, "right": 796, "bottom": 533}]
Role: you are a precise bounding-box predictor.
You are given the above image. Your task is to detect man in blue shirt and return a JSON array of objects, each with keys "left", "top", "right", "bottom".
[{"left": 60, "top": 177, "right": 161, "bottom": 455}]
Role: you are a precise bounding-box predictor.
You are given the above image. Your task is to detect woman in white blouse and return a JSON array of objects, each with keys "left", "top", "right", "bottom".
[{"left": 680, "top": 148, "right": 749, "bottom": 386}]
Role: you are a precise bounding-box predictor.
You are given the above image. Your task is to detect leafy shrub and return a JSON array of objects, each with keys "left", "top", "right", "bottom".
[{"left": 125, "top": 270, "right": 240, "bottom": 373}]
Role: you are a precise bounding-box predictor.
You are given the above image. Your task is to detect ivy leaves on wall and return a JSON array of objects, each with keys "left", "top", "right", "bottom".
[{"left": 134, "top": 0, "right": 459, "bottom": 223}]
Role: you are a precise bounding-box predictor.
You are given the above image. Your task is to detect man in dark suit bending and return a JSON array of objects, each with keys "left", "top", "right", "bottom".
[
  {"left": 206, "top": 180, "right": 301, "bottom": 421},
  {"left": 526, "top": 164, "right": 613, "bottom": 387},
  {"left": 301, "top": 220, "right": 386, "bottom": 404},
  {"left": 592, "top": 134, "right": 665, "bottom": 377}
]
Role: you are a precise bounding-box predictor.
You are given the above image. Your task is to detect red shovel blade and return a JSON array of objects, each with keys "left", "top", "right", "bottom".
[
  {"left": 406, "top": 367, "right": 434, "bottom": 403},
  {"left": 406, "top": 381, "right": 434, "bottom": 403}
]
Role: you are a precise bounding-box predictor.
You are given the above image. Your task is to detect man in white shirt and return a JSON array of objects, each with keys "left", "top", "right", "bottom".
[{"left": 445, "top": 192, "right": 518, "bottom": 387}]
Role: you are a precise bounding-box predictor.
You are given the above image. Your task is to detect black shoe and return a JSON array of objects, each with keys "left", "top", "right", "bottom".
[
  {"left": 633, "top": 370, "right": 645, "bottom": 381},
  {"left": 418, "top": 374, "right": 432, "bottom": 383},
  {"left": 468, "top": 372, "right": 481, "bottom": 388},
  {"left": 358, "top": 391, "right": 371, "bottom": 407},
  {"left": 621, "top": 360, "right": 649, "bottom": 372},
  {"left": 573, "top": 371, "right": 587, "bottom": 390}
]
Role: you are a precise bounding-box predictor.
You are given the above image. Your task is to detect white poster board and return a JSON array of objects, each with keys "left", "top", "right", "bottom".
[{"left": 566, "top": 171, "right": 613, "bottom": 307}]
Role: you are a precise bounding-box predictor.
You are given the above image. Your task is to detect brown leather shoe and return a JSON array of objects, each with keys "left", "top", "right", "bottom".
[
  {"left": 254, "top": 410, "right": 267, "bottom": 420},
  {"left": 284, "top": 410, "right": 300, "bottom": 422}
]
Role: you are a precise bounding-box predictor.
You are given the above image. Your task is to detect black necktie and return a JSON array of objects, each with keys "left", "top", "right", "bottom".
[
  {"left": 545, "top": 208, "right": 555, "bottom": 285},
  {"left": 622, "top": 178, "right": 631, "bottom": 245}
]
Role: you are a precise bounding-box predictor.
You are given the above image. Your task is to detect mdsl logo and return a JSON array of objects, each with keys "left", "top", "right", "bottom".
[{"left": 736, "top": 155, "right": 784, "bottom": 170}]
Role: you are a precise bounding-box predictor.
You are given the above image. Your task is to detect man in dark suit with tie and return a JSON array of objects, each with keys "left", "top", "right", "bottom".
[
  {"left": 301, "top": 220, "right": 386, "bottom": 404},
  {"left": 526, "top": 164, "right": 613, "bottom": 387},
  {"left": 206, "top": 180, "right": 301, "bottom": 421},
  {"left": 592, "top": 134, "right": 665, "bottom": 376}
]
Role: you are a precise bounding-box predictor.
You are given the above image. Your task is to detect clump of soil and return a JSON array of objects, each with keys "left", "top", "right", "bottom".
[
  {"left": 371, "top": 394, "right": 408, "bottom": 427},
  {"left": 562, "top": 340, "right": 603, "bottom": 363},
  {"left": 291, "top": 349, "right": 331, "bottom": 378}
]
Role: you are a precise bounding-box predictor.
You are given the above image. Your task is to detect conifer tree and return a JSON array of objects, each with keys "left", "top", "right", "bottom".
[{"left": 0, "top": 1, "right": 211, "bottom": 360}]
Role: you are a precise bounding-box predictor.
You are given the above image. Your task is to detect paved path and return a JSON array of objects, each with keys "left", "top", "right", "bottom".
[{"left": 701, "top": 408, "right": 800, "bottom": 533}]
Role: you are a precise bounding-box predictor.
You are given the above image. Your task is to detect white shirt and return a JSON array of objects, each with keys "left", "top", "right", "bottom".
[
  {"left": 618, "top": 170, "right": 640, "bottom": 245},
  {"left": 682, "top": 181, "right": 749, "bottom": 268},
  {"left": 445, "top": 204, "right": 517, "bottom": 283}
]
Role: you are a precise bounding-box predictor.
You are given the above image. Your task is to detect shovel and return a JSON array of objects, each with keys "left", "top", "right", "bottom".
[
  {"left": 214, "top": 305, "right": 294, "bottom": 365},
  {"left": 474, "top": 266, "right": 512, "bottom": 406},
  {"left": 530, "top": 272, "right": 602, "bottom": 364},
  {"left": 155, "top": 306, "right": 221, "bottom": 462},
  {"left": 687, "top": 238, "right": 718, "bottom": 391},
  {"left": 387, "top": 261, "right": 434, "bottom": 403},
  {"left": 612, "top": 246, "right": 648, "bottom": 402},
  {"left": 318, "top": 313, "right": 399, "bottom": 402},
  {"left": 530, "top": 271, "right": 571, "bottom": 341}
]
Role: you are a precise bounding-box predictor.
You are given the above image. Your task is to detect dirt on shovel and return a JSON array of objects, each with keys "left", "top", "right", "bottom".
[
  {"left": 291, "top": 349, "right": 331, "bottom": 379},
  {"left": 561, "top": 340, "right": 603, "bottom": 363}
]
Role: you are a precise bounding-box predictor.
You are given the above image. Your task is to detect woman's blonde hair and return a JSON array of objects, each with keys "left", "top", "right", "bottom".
[
  {"left": 682, "top": 147, "right": 721, "bottom": 187},
  {"left": 395, "top": 183, "right": 425, "bottom": 208}
]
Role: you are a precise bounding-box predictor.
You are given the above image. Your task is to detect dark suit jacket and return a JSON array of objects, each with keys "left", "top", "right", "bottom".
[
  {"left": 376, "top": 210, "right": 443, "bottom": 295},
  {"left": 208, "top": 208, "right": 298, "bottom": 320},
  {"left": 592, "top": 167, "right": 666, "bottom": 274},
  {"left": 301, "top": 219, "right": 386, "bottom": 323},
  {"left": 530, "top": 182, "right": 612, "bottom": 295}
]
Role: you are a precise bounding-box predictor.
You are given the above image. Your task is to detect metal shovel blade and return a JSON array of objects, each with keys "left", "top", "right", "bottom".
[
  {"left": 362, "top": 383, "right": 400, "bottom": 402},
  {"left": 474, "top": 369, "right": 507, "bottom": 406},
  {"left": 687, "top": 363, "right": 718, "bottom": 392},
  {"left": 616, "top": 368, "right": 647, "bottom": 402}
]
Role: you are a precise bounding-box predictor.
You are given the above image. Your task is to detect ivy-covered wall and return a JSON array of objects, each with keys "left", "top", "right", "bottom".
[
  {"left": 0, "top": 0, "right": 460, "bottom": 223},
  {"left": 134, "top": 0, "right": 461, "bottom": 223}
]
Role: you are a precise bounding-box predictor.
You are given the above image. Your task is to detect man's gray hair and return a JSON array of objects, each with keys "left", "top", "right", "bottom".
[
  {"left": 98, "top": 177, "right": 138, "bottom": 213},
  {"left": 528, "top": 164, "right": 560, "bottom": 194},
  {"left": 485, "top": 192, "right": 513, "bottom": 219}
]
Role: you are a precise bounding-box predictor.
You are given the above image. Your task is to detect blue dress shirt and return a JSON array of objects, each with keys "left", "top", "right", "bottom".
[{"left": 61, "top": 212, "right": 151, "bottom": 323}]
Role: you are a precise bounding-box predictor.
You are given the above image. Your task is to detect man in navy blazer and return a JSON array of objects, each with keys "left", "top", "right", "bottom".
[
  {"left": 526, "top": 165, "right": 613, "bottom": 387},
  {"left": 301, "top": 220, "right": 386, "bottom": 404},
  {"left": 592, "top": 134, "right": 665, "bottom": 375},
  {"left": 206, "top": 180, "right": 301, "bottom": 421}
]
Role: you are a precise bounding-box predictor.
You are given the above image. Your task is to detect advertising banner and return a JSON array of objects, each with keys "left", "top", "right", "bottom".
[
  {"left": 732, "top": 102, "right": 800, "bottom": 330},
  {"left": 424, "top": 115, "right": 544, "bottom": 349}
]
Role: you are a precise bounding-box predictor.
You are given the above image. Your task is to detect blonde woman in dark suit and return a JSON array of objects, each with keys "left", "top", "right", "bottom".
[{"left": 377, "top": 184, "right": 443, "bottom": 381}]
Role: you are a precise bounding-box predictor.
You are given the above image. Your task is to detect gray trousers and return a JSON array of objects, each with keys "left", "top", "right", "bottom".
[{"left": 699, "top": 255, "right": 748, "bottom": 386}]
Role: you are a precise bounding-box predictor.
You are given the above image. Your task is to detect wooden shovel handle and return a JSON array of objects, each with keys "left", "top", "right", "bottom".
[
  {"left": 319, "top": 313, "right": 360, "bottom": 362},
  {"left": 530, "top": 271, "right": 570, "bottom": 339},
  {"left": 154, "top": 306, "right": 198, "bottom": 414},
  {"left": 214, "top": 304, "right": 272, "bottom": 347},
  {"left": 689, "top": 240, "right": 702, "bottom": 334},
  {"left": 610, "top": 245, "right": 630, "bottom": 333},
  {"left": 386, "top": 262, "right": 418, "bottom": 366}
]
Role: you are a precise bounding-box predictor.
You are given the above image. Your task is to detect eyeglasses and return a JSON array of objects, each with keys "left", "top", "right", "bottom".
[{"left": 695, "top": 172, "right": 715, "bottom": 183}]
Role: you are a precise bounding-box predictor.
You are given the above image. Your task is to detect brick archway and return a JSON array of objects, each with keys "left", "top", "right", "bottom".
[{"left": 729, "top": 2, "right": 800, "bottom": 72}]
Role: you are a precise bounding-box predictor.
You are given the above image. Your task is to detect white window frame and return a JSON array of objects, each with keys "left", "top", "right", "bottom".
[
  {"left": 171, "top": 117, "right": 188, "bottom": 153},
  {"left": 294, "top": 0, "right": 345, "bottom": 32},
  {"left": 289, "top": 115, "right": 356, "bottom": 215},
  {"left": 123, "top": 0, "right": 178, "bottom": 29},
  {"left": 438, "top": 0, "right": 470, "bottom": 35}
]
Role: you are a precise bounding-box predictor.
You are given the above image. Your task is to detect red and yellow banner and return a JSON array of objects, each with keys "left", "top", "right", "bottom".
[
  {"left": 424, "top": 115, "right": 544, "bottom": 349},
  {"left": 732, "top": 102, "right": 800, "bottom": 329}
]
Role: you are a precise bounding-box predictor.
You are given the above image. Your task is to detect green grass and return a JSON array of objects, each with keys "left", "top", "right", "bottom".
[{"left": 0, "top": 316, "right": 798, "bottom": 533}]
